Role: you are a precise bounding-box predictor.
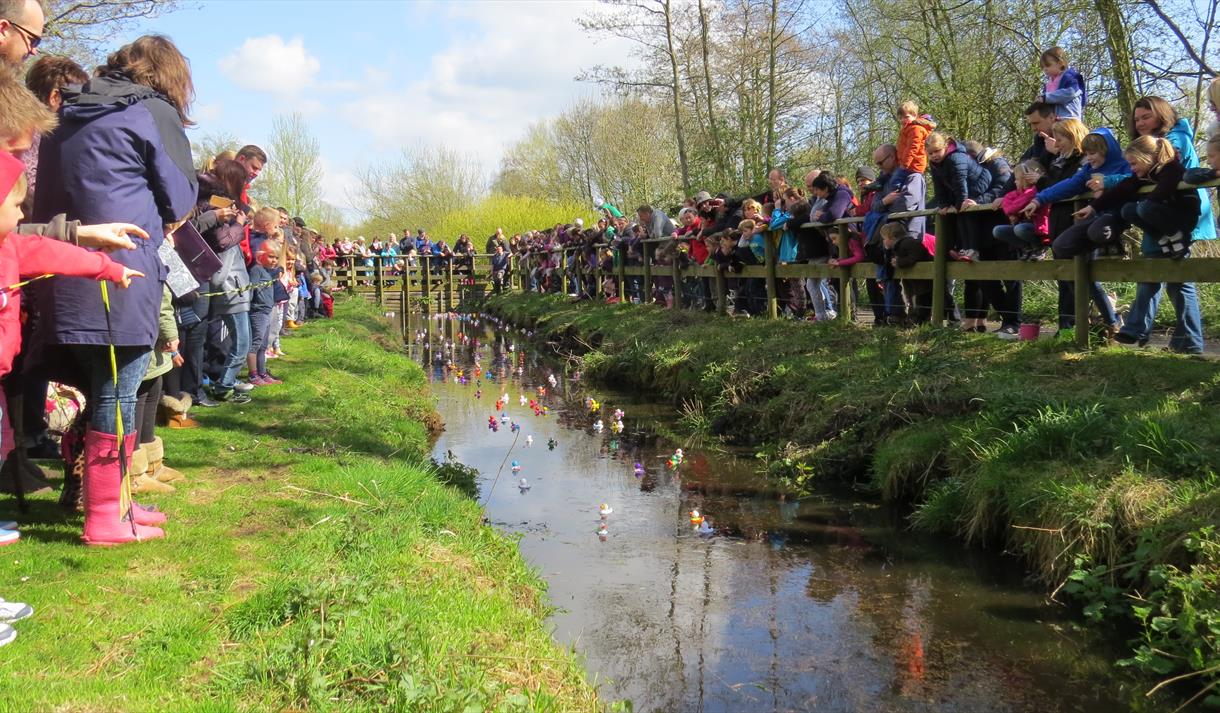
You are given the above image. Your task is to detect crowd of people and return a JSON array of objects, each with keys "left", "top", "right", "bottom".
[
  {"left": 478, "top": 51, "right": 1220, "bottom": 351},
  {"left": 0, "top": 2, "right": 342, "bottom": 646}
]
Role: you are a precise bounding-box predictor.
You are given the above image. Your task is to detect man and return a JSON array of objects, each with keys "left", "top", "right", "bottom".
[
  {"left": 864, "top": 143, "right": 927, "bottom": 325},
  {"left": 756, "top": 167, "right": 787, "bottom": 205},
  {"left": 636, "top": 204, "right": 675, "bottom": 240},
  {"left": 235, "top": 144, "right": 266, "bottom": 185},
  {"left": 485, "top": 227, "right": 507, "bottom": 255},
  {"left": 489, "top": 244, "right": 509, "bottom": 294},
  {"left": 0, "top": 0, "right": 44, "bottom": 67},
  {"left": 1019, "top": 102, "right": 1057, "bottom": 168}
]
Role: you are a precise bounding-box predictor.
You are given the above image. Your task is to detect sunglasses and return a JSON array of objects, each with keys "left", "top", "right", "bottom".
[{"left": 6, "top": 19, "right": 41, "bottom": 50}]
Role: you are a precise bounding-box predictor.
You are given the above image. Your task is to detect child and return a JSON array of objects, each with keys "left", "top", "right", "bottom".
[
  {"left": 1072, "top": 136, "right": 1199, "bottom": 259},
  {"left": 246, "top": 207, "right": 280, "bottom": 266},
  {"left": 1038, "top": 47, "right": 1087, "bottom": 120},
  {"left": 1027, "top": 128, "right": 1131, "bottom": 256},
  {"left": 880, "top": 222, "right": 934, "bottom": 323},
  {"left": 246, "top": 240, "right": 283, "bottom": 385},
  {"left": 992, "top": 160, "right": 1051, "bottom": 260},
  {"left": 895, "top": 100, "right": 937, "bottom": 175},
  {"left": 0, "top": 154, "right": 141, "bottom": 554}
]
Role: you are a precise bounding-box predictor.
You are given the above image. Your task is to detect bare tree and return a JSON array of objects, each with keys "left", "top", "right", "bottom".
[
  {"left": 42, "top": 0, "right": 182, "bottom": 62},
  {"left": 252, "top": 113, "right": 324, "bottom": 222}
]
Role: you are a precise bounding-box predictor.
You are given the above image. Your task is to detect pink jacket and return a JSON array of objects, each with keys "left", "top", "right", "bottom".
[{"left": 1000, "top": 187, "right": 1050, "bottom": 236}]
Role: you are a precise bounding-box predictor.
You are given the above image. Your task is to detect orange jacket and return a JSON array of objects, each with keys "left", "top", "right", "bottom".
[{"left": 896, "top": 116, "right": 937, "bottom": 174}]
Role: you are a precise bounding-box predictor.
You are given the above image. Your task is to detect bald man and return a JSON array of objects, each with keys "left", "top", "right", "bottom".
[{"left": 0, "top": 0, "right": 44, "bottom": 67}]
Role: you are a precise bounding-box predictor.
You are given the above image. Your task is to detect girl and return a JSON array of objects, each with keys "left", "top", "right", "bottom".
[
  {"left": 247, "top": 240, "right": 283, "bottom": 386},
  {"left": 926, "top": 132, "right": 1005, "bottom": 332},
  {"left": 992, "top": 161, "right": 1050, "bottom": 260},
  {"left": 1037, "top": 47, "right": 1087, "bottom": 120},
  {"left": 1076, "top": 136, "right": 1199, "bottom": 258},
  {"left": 1113, "top": 96, "right": 1211, "bottom": 353}
]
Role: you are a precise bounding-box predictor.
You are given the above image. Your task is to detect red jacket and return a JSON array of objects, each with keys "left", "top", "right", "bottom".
[
  {"left": 1, "top": 232, "right": 126, "bottom": 380},
  {"left": 897, "top": 116, "right": 937, "bottom": 175}
]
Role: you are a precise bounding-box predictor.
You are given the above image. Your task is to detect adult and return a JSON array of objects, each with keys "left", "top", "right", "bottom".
[
  {"left": 801, "top": 173, "right": 854, "bottom": 321},
  {"left": 485, "top": 227, "right": 507, "bottom": 255},
  {"left": 1208, "top": 77, "right": 1220, "bottom": 138},
  {"left": 0, "top": 0, "right": 43, "bottom": 66},
  {"left": 22, "top": 55, "right": 87, "bottom": 205},
  {"left": 31, "top": 35, "right": 198, "bottom": 545},
  {"left": 637, "top": 204, "right": 675, "bottom": 240},
  {"left": 756, "top": 167, "right": 788, "bottom": 206},
  {"left": 863, "top": 143, "right": 926, "bottom": 324},
  {"left": 965, "top": 140, "right": 1022, "bottom": 337},
  {"left": 926, "top": 132, "right": 1004, "bottom": 333},
  {"left": 1019, "top": 102, "right": 1057, "bottom": 168},
  {"left": 453, "top": 233, "right": 475, "bottom": 274},
  {"left": 1113, "top": 96, "right": 1212, "bottom": 354}
]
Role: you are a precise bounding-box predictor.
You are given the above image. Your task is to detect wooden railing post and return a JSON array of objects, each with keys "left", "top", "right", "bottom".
[
  {"left": 836, "top": 224, "right": 852, "bottom": 323},
  {"left": 446, "top": 258, "right": 455, "bottom": 311},
  {"left": 642, "top": 241, "right": 653, "bottom": 304},
  {"left": 671, "top": 242, "right": 683, "bottom": 310},
  {"left": 932, "top": 213, "right": 949, "bottom": 326},
  {"left": 399, "top": 269, "right": 407, "bottom": 334},
  {"left": 345, "top": 256, "right": 356, "bottom": 292},
  {"left": 615, "top": 246, "right": 626, "bottom": 301},
  {"left": 404, "top": 261, "right": 412, "bottom": 312},
  {"left": 421, "top": 255, "right": 431, "bottom": 311},
  {"left": 764, "top": 230, "right": 778, "bottom": 319},
  {"left": 1073, "top": 255, "right": 1090, "bottom": 350},
  {"left": 374, "top": 255, "right": 384, "bottom": 305},
  {"left": 715, "top": 267, "right": 727, "bottom": 315}
]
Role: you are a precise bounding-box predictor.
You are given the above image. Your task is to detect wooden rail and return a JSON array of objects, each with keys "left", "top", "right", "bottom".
[{"left": 344, "top": 177, "right": 1220, "bottom": 350}]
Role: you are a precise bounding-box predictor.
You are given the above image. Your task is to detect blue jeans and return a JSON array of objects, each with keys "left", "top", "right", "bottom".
[
  {"left": 220, "top": 311, "right": 251, "bottom": 390},
  {"left": 71, "top": 345, "right": 152, "bottom": 436},
  {"left": 1121, "top": 280, "right": 1203, "bottom": 353},
  {"left": 992, "top": 223, "right": 1044, "bottom": 251}
]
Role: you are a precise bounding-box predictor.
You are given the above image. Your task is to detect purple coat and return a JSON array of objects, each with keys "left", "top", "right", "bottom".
[{"left": 31, "top": 72, "right": 197, "bottom": 349}]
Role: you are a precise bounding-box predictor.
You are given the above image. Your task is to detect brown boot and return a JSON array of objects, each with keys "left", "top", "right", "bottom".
[
  {"left": 167, "top": 414, "right": 199, "bottom": 429},
  {"left": 146, "top": 436, "right": 185, "bottom": 484}
]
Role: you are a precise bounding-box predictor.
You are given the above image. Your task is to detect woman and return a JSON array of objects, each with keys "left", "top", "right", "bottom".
[
  {"left": 196, "top": 159, "right": 251, "bottom": 404},
  {"left": 453, "top": 234, "right": 475, "bottom": 275},
  {"left": 32, "top": 35, "right": 197, "bottom": 545},
  {"left": 926, "top": 132, "right": 1005, "bottom": 332},
  {"left": 1114, "top": 96, "right": 1212, "bottom": 353}
]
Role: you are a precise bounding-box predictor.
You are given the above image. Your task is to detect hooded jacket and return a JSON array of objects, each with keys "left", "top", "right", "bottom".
[
  {"left": 193, "top": 172, "right": 250, "bottom": 315},
  {"left": 1034, "top": 128, "right": 1130, "bottom": 206},
  {"left": 927, "top": 140, "right": 991, "bottom": 208},
  {"left": 897, "top": 116, "right": 937, "bottom": 174},
  {"left": 1042, "top": 67, "right": 1087, "bottom": 120},
  {"left": 1092, "top": 157, "right": 1199, "bottom": 235},
  {"left": 31, "top": 72, "right": 197, "bottom": 349},
  {"left": 1165, "top": 118, "right": 1216, "bottom": 241}
]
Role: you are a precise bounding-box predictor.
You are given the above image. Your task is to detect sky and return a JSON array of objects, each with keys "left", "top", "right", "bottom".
[{"left": 119, "top": 0, "right": 638, "bottom": 217}]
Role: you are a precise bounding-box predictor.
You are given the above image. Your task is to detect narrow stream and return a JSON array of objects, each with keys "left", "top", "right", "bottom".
[{"left": 408, "top": 311, "right": 1144, "bottom": 713}]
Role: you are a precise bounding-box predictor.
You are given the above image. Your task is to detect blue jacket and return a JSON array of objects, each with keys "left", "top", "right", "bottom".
[
  {"left": 1043, "top": 68, "right": 1086, "bottom": 120},
  {"left": 32, "top": 72, "right": 197, "bottom": 348},
  {"left": 1166, "top": 119, "right": 1216, "bottom": 242},
  {"left": 864, "top": 168, "right": 926, "bottom": 243},
  {"left": 928, "top": 141, "right": 990, "bottom": 209},
  {"left": 1035, "top": 128, "right": 1130, "bottom": 206}
]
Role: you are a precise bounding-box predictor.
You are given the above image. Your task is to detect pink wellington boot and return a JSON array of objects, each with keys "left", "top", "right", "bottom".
[
  {"left": 122, "top": 434, "right": 167, "bottom": 527},
  {"left": 81, "top": 430, "right": 165, "bottom": 546}
]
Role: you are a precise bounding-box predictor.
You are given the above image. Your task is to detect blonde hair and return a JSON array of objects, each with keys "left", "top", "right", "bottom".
[
  {"left": 924, "top": 132, "right": 948, "bottom": 153},
  {"left": 896, "top": 100, "right": 920, "bottom": 119},
  {"left": 1040, "top": 47, "right": 1068, "bottom": 69},
  {"left": 1051, "top": 118, "right": 1089, "bottom": 156},
  {"left": 879, "top": 222, "right": 906, "bottom": 241},
  {"left": 741, "top": 199, "right": 763, "bottom": 215},
  {"left": 0, "top": 70, "right": 57, "bottom": 141},
  {"left": 1015, "top": 160, "right": 1045, "bottom": 179},
  {"left": 256, "top": 239, "right": 282, "bottom": 263},
  {"left": 252, "top": 206, "right": 280, "bottom": 229},
  {"left": 737, "top": 219, "right": 757, "bottom": 232},
  {"left": 1124, "top": 135, "right": 1176, "bottom": 171}
]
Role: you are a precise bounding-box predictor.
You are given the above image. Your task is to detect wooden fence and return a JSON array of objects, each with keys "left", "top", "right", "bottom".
[{"left": 341, "top": 177, "right": 1220, "bottom": 349}]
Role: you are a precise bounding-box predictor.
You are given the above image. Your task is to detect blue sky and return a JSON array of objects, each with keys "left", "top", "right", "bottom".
[{"left": 119, "top": 1, "right": 636, "bottom": 216}]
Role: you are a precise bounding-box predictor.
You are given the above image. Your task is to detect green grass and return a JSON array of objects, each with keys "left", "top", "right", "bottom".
[
  {"left": 485, "top": 292, "right": 1220, "bottom": 706},
  {"left": 0, "top": 298, "right": 599, "bottom": 712}
]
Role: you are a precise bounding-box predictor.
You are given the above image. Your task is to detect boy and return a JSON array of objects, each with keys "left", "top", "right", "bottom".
[
  {"left": 880, "top": 222, "right": 934, "bottom": 323},
  {"left": 895, "top": 100, "right": 937, "bottom": 175}
]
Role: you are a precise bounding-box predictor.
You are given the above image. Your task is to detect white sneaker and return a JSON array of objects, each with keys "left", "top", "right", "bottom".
[
  {"left": 0, "top": 623, "right": 15, "bottom": 647},
  {"left": 0, "top": 601, "right": 32, "bottom": 622}
]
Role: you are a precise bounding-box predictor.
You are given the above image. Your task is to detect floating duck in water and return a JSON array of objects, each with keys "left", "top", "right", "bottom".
[
  {"left": 510, "top": 422, "right": 521, "bottom": 433},
  {"left": 667, "top": 448, "right": 685, "bottom": 469},
  {"left": 494, "top": 399, "right": 504, "bottom": 411},
  {"left": 597, "top": 524, "right": 609, "bottom": 537},
  {"left": 599, "top": 503, "right": 613, "bottom": 516},
  {"left": 592, "top": 420, "right": 603, "bottom": 433},
  {"left": 511, "top": 460, "right": 522, "bottom": 473},
  {"left": 547, "top": 438, "right": 557, "bottom": 450},
  {"left": 548, "top": 374, "right": 558, "bottom": 387},
  {"left": 519, "top": 395, "right": 528, "bottom": 406},
  {"left": 689, "top": 510, "right": 704, "bottom": 527},
  {"left": 500, "top": 413, "right": 509, "bottom": 424},
  {"left": 487, "top": 416, "right": 498, "bottom": 432},
  {"left": 633, "top": 462, "right": 645, "bottom": 477},
  {"left": 612, "top": 409, "right": 624, "bottom": 421},
  {"left": 609, "top": 419, "right": 623, "bottom": 434},
  {"left": 518, "top": 477, "right": 530, "bottom": 491},
  {"left": 697, "top": 520, "right": 714, "bottom": 536},
  {"left": 525, "top": 435, "right": 534, "bottom": 447}
]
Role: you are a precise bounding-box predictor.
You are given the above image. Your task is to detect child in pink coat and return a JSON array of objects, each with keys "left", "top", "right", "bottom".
[{"left": 992, "top": 161, "right": 1052, "bottom": 260}]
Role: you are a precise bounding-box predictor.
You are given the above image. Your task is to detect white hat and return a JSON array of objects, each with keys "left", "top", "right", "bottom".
[{"left": 574, "top": 218, "right": 585, "bottom": 227}]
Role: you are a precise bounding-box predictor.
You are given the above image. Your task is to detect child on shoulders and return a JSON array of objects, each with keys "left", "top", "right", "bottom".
[
  {"left": 1038, "top": 47, "right": 1087, "bottom": 120},
  {"left": 896, "top": 100, "right": 937, "bottom": 175}
]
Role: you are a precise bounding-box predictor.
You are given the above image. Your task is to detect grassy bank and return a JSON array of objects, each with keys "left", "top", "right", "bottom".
[
  {"left": 486, "top": 292, "right": 1220, "bottom": 708},
  {"left": 0, "top": 298, "right": 599, "bottom": 712}
]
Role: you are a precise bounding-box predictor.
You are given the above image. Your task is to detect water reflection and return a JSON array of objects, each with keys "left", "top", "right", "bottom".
[{"left": 412, "top": 311, "right": 1139, "bottom": 713}]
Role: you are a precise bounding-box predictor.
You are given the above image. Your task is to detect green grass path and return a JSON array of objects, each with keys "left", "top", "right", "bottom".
[{"left": 0, "top": 298, "right": 599, "bottom": 712}]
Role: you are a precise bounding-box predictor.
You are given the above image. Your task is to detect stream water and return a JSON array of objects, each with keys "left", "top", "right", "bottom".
[{"left": 407, "top": 311, "right": 1146, "bottom": 713}]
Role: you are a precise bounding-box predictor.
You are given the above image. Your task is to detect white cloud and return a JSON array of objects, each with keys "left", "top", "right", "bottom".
[
  {"left": 218, "top": 35, "right": 321, "bottom": 95},
  {"left": 337, "top": 1, "right": 638, "bottom": 173}
]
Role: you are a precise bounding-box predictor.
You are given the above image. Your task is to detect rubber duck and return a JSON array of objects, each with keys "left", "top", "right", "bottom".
[
  {"left": 597, "top": 524, "right": 609, "bottom": 537},
  {"left": 547, "top": 438, "right": 557, "bottom": 450},
  {"left": 613, "top": 409, "right": 624, "bottom": 421},
  {"left": 525, "top": 435, "right": 534, "bottom": 447},
  {"left": 633, "top": 462, "right": 645, "bottom": 478},
  {"left": 518, "top": 477, "right": 530, "bottom": 491},
  {"left": 475, "top": 389, "right": 482, "bottom": 399},
  {"left": 548, "top": 374, "right": 558, "bottom": 387},
  {"left": 511, "top": 460, "right": 522, "bottom": 473},
  {"left": 599, "top": 503, "right": 613, "bottom": 516},
  {"left": 487, "top": 416, "right": 497, "bottom": 431},
  {"left": 689, "top": 510, "right": 704, "bottom": 527},
  {"left": 500, "top": 413, "right": 509, "bottom": 424},
  {"left": 519, "top": 395, "right": 528, "bottom": 406},
  {"left": 592, "top": 419, "right": 603, "bottom": 433},
  {"left": 697, "top": 520, "right": 714, "bottom": 536},
  {"left": 610, "top": 419, "right": 623, "bottom": 434},
  {"left": 510, "top": 422, "right": 520, "bottom": 433}
]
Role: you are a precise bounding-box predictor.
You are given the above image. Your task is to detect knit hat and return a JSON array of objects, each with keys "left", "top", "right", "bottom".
[
  {"left": 855, "top": 166, "right": 876, "bottom": 181},
  {"left": 0, "top": 152, "right": 24, "bottom": 200}
]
